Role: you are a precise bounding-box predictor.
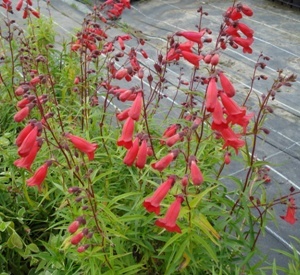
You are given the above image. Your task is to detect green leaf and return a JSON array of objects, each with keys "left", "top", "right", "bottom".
[
  {"left": 189, "top": 185, "right": 218, "bottom": 209},
  {"left": 0, "top": 136, "right": 10, "bottom": 147},
  {"left": 0, "top": 220, "right": 12, "bottom": 232},
  {"left": 27, "top": 243, "right": 40, "bottom": 253},
  {"left": 159, "top": 229, "right": 188, "bottom": 256},
  {"left": 7, "top": 232, "right": 23, "bottom": 249},
  {"left": 192, "top": 233, "right": 218, "bottom": 263}
]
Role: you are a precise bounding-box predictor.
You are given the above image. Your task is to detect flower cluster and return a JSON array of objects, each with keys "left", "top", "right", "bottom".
[
  {"left": 0, "top": 0, "right": 40, "bottom": 18},
  {"left": 13, "top": 74, "right": 98, "bottom": 191}
]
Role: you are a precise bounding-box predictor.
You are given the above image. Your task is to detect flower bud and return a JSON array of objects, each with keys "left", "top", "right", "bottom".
[
  {"left": 70, "top": 232, "right": 84, "bottom": 245},
  {"left": 68, "top": 220, "right": 80, "bottom": 234}
]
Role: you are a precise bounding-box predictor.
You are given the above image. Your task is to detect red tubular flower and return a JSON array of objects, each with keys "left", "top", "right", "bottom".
[
  {"left": 219, "top": 72, "right": 236, "bottom": 97},
  {"left": 116, "top": 108, "right": 130, "bottom": 121},
  {"left": 178, "top": 40, "right": 194, "bottom": 52},
  {"left": 220, "top": 127, "right": 245, "bottom": 154},
  {"left": 180, "top": 51, "right": 202, "bottom": 67},
  {"left": 155, "top": 195, "right": 184, "bottom": 233},
  {"left": 165, "top": 48, "right": 180, "bottom": 62},
  {"left": 14, "top": 106, "right": 31, "bottom": 122},
  {"left": 123, "top": 137, "right": 140, "bottom": 166},
  {"left": 65, "top": 133, "right": 98, "bottom": 161},
  {"left": 238, "top": 22, "right": 254, "bottom": 38},
  {"left": 30, "top": 76, "right": 41, "bottom": 86},
  {"left": 205, "top": 77, "right": 218, "bottom": 112},
  {"left": 151, "top": 149, "right": 179, "bottom": 172},
  {"left": 166, "top": 132, "right": 184, "bottom": 147},
  {"left": 18, "top": 126, "right": 38, "bottom": 157},
  {"left": 143, "top": 175, "right": 176, "bottom": 215},
  {"left": 212, "top": 99, "right": 227, "bottom": 131},
  {"left": 232, "top": 37, "right": 254, "bottom": 53},
  {"left": 226, "top": 111, "right": 254, "bottom": 134},
  {"left": 176, "top": 30, "right": 206, "bottom": 44},
  {"left": 240, "top": 4, "right": 253, "bottom": 17},
  {"left": 115, "top": 68, "right": 128, "bottom": 80},
  {"left": 29, "top": 7, "right": 40, "bottom": 18},
  {"left": 280, "top": 197, "right": 297, "bottom": 225},
  {"left": 15, "top": 122, "right": 35, "bottom": 147},
  {"left": 135, "top": 139, "right": 148, "bottom": 169},
  {"left": 161, "top": 124, "right": 180, "bottom": 143},
  {"left": 225, "top": 7, "right": 242, "bottom": 20},
  {"left": 117, "top": 36, "right": 125, "bottom": 50},
  {"left": 26, "top": 161, "right": 52, "bottom": 191},
  {"left": 189, "top": 157, "right": 204, "bottom": 186},
  {"left": 128, "top": 92, "right": 143, "bottom": 121},
  {"left": 117, "top": 117, "right": 135, "bottom": 149},
  {"left": 14, "top": 140, "right": 42, "bottom": 171},
  {"left": 220, "top": 92, "right": 246, "bottom": 117},
  {"left": 16, "top": 0, "right": 23, "bottom": 11}
]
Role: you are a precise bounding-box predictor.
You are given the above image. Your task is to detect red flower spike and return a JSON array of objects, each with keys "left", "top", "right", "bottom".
[
  {"left": 117, "top": 117, "right": 135, "bottom": 149},
  {"left": 280, "top": 197, "right": 297, "bottom": 225},
  {"left": 143, "top": 175, "right": 176, "bottom": 215},
  {"left": 219, "top": 72, "right": 236, "bottom": 98},
  {"left": 205, "top": 77, "right": 218, "bottom": 112},
  {"left": 68, "top": 220, "right": 80, "bottom": 234},
  {"left": 189, "top": 157, "right": 204, "bottom": 186},
  {"left": 18, "top": 126, "right": 38, "bottom": 157},
  {"left": 14, "top": 140, "right": 41, "bottom": 171},
  {"left": 26, "top": 161, "right": 52, "bottom": 191},
  {"left": 135, "top": 139, "right": 148, "bottom": 169},
  {"left": 65, "top": 133, "right": 98, "bottom": 161},
  {"left": 70, "top": 231, "right": 84, "bottom": 245},
  {"left": 155, "top": 195, "right": 184, "bottom": 233},
  {"left": 151, "top": 149, "right": 179, "bottom": 172},
  {"left": 123, "top": 137, "right": 140, "bottom": 166},
  {"left": 128, "top": 92, "right": 143, "bottom": 121}
]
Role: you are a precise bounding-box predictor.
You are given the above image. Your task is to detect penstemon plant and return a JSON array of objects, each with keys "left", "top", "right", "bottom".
[{"left": 0, "top": 0, "right": 298, "bottom": 274}]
